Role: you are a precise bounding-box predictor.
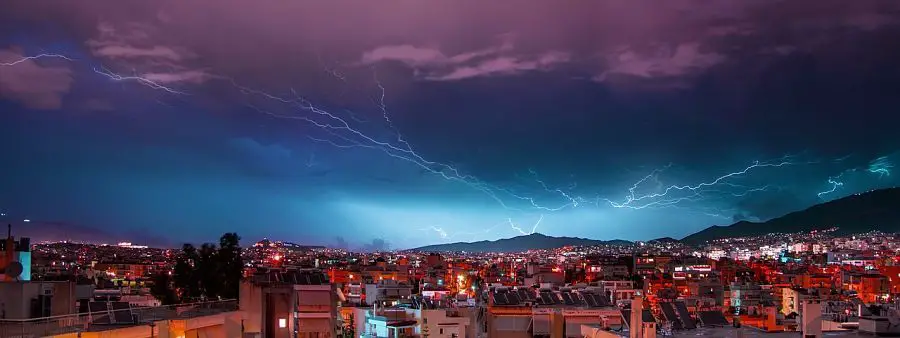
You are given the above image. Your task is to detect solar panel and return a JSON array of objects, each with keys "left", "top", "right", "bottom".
[
  {"left": 698, "top": 311, "right": 729, "bottom": 326},
  {"left": 593, "top": 294, "right": 609, "bottom": 307},
  {"left": 660, "top": 303, "right": 682, "bottom": 330},
  {"left": 310, "top": 273, "right": 323, "bottom": 285},
  {"left": 507, "top": 292, "right": 521, "bottom": 305},
  {"left": 584, "top": 294, "right": 599, "bottom": 307},
  {"left": 621, "top": 309, "right": 632, "bottom": 327},
  {"left": 111, "top": 302, "right": 133, "bottom": 324},
  {"left": 88, "top": 302, "right": 111, "bottom": 324},
  {"left": 571, "top": 294, "right": 584, "bottom": 306},
  {"left": 493, "top": 293, "right": 508, "bottom": 305},
  {"left": 540, "top": 292, "right": 554, "bottom": 304},
  {"left": 642, "top": 310, "right": 656, "bottom": 323},
  {"left": 517, "top": 289, "right": 529, "bottom": 302},
  {"left": 675, "top": 301, "right": 696, "bottom": 329}
]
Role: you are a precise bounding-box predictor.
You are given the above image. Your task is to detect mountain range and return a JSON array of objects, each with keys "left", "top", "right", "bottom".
[
  {"left": 410, "top": 187, "right": 900, "bottom": 252},
  {"left": 410, "top": 233, "right": 631, "bottom": 253},
  {"left": 681, "top": 187, "right": 900, "bottom": 244}
]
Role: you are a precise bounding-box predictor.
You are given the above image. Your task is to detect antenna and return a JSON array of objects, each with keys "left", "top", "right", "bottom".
[{"left": 7, "top": 224, "right": 10, "bottom": 238}]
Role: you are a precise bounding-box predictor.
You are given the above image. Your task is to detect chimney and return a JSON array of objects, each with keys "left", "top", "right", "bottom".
[
  {"left": 630, "top": 296, "right": 643, "bottom": 338},
  {"left": 802, "top": 301, "right": 822, "bottom": 338}
]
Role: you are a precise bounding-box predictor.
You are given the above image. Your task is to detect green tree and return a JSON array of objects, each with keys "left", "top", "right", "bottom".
[{"left": 217, "top": 233, "right": 243, "bottom": 299}]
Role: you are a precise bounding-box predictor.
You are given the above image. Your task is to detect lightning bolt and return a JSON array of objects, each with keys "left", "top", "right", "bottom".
[
  {"left": 0, "top": 53, "right": 74, "bottom": 66},
  {"left": 93, "top": 67, "right": 189, "bottom": 95},
  {"left": 305, "top": 152, "right": 317, "bottom": 168},
  {"left": 370, "top": 67, "right": 420, "bottom": 158},
  {"left": 868, "top": 156, "right": 892, "bottom": 178},
  {"left": 601, "top": 156, "right": 811, "bottom": 210},
  {"left": 508, "top": 214, "right": 544, "bottom": 235},
  {"left": 19, "top": 47, "right": 873, "bottom": 243},
  {"left": 817, "top": 173, "right": 845, "bottom": 199},
  {"left": 421, "top": 226, "right": 449, "bottom": 239},
  {"left": 234, "top": 80, "right": 546, "bottom": 213}
]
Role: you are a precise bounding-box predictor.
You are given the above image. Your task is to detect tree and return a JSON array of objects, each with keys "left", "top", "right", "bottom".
[
  {"left": 150, "top": 272, "right": 178, "bottom": 305},
  {"left": 173, "top": 244, "right": 201, "bottom": 302},
  {"left": 218, "top": 233, "right": 243, "bottom": 299},
  {"left": 170, "top": 233, "right": 244, "bottom": 303},
  {"left": 198, "top": 243, "right": 220, "bottom": 299}
]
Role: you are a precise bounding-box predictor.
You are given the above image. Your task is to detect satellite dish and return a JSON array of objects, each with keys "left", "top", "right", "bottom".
[{"left": 5, "top": 261, "right": 23, "bottom": 280}]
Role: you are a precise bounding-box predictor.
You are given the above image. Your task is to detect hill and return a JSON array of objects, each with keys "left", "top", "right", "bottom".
[
  {"left": 682, "top": 187, "right": 900, "bottom": 244},
  {"left": 409, "top": 233, "right": 632, "bottom": 253}
]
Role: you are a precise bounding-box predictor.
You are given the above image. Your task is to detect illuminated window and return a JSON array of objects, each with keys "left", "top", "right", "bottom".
[{"left": 278, "top": 318, "right": 287, "bottom": 328}]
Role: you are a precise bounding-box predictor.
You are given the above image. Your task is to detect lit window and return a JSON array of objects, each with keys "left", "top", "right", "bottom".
[{"left": 278, "top": 318, "right": 287, "bottom": 328}]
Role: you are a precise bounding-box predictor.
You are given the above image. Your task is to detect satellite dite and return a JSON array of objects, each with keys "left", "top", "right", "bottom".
[{"left": 1, "top": 225, "right": 31, "bottom": 281}]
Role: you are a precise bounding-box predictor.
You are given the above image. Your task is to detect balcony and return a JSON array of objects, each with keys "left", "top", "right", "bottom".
[{"left": 0, "top": 300, "right": 237, "bottom": 337}]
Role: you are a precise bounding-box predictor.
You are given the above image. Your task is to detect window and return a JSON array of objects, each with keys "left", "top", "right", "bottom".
[{"left": 278, "top": 318, "right": 287, "bottom": 328}]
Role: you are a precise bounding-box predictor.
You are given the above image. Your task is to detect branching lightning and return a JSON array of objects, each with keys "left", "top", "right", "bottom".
[
  {"left": 19, "top": 45, "right": 888, "bottom": 242},
  {"left": 93, "top": 67, "right": 189, "bottom": 95},
  {"left": 599, "top": 156, "right": 810, "bottom": 210},
  {"left": 233, "top": 79, "right": 548, "bottom": 213},
  {"left": 508, "top": 214, "right": 544, "bottom": 235}
]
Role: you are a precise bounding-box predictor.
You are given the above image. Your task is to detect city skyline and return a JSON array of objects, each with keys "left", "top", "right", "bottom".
[{"left": 3, "top": 1, "right": 900, "bottom": 249}]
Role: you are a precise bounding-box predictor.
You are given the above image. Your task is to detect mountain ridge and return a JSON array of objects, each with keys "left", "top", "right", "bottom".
[
  {"left": 407, "top": 188, "right": 900, "bottom": 252},
  {"left": 408, "top": 233, "right": 631, "bottom": 252},
  {"left": 681, "top": 187, "right": 900, "bottom": 244}
]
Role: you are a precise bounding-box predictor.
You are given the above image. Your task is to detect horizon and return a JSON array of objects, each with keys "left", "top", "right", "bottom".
[{"left": 4, "top": 1, "right": 900, "bottom": 248}]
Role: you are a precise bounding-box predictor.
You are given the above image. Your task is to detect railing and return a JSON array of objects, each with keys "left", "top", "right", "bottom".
[{"left": 0, "top": 300, "right": 237, "bottom": 338}]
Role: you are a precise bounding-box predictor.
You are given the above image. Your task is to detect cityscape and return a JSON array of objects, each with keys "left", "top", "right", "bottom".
[{"left": 4, "top": 1, "right": 900, "bottom": 337}]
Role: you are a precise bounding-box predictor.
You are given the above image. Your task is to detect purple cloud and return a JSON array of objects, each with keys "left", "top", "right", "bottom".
[{"left": 0, "top": 48, "right": 74, "bottom": 110}]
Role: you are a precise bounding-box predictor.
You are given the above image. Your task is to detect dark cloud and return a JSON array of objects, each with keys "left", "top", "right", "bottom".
[
  {"left": 359, "top": 238, "right": 389, "bottom": 252},
  {"left": 6, "top": 0, "right": 899, "bottom": 89},
  {"left": 333, "top": 236, "right": 348, "bottom": 250},
  {"left": 3, "top": 1, "right": 900, "bottom": 247}
]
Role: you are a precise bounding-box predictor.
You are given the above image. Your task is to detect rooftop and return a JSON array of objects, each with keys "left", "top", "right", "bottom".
[{"left": 0, "top": 300, "right": 237, "bottom": 337}]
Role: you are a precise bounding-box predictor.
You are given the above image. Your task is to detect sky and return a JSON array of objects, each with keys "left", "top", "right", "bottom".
[{"left": 2, "top": 1, "right": 900, "bottom": 250}]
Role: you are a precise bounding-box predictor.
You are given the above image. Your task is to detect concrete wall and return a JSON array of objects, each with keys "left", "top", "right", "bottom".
[
  {"left": 185, "top": 324, "right": 224, "bottom": 337},
  {"left": 0, "top": 281, "right": 76, "bottom": 319},
  {"left": 239, "top": 282, "right": 263, "bottom": 333}
]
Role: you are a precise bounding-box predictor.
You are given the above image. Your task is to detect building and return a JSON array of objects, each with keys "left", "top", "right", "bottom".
[
  {"left": 0, "top": 281, "right": 87, "bottom": 319},
  {"left": 364, "top": 279, "right": 413, "bottom": 306},
  {"left": 0, "top": 226, "right": 30, "bottom": 282},
  {"left": 240, "top": 269, "right": 338, "bottom": 338},
  {"left": 782, "top": 288, "right": 822, "bottom": 316}
]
